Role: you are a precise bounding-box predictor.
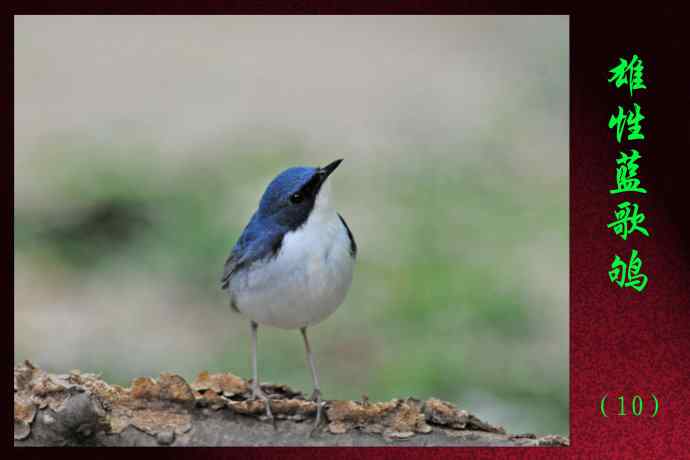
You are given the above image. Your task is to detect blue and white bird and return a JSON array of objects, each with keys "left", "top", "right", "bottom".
[{"left": 221, "top": 159, "right": 356, "bottom": 433}]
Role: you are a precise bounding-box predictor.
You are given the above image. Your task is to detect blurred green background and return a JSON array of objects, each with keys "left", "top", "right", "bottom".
[{"left": 14, "top": 16, "right": 569, "bottom": 435}]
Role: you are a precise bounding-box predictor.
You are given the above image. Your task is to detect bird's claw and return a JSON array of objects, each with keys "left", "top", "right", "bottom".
[
  {"left": 250, "top": 385, "right": 276, "bottom": 429},
  {"left": 308, "top": 389, "right": 323, "bottom": 438},
  {"left": 309, "top": 388, "right": 321, "bottom": 402}
]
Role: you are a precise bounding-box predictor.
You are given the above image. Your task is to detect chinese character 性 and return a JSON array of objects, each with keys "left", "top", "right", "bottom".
[
  {"left": 607, "top": 201, "right": 650, "bottom": 240},
  {"left": 610, "top": 149, "right": 647, "bottom": 194},
  {"left": 609, "top": 103, "right": 645, "bottom": 143},
  {"left": 608, "top": 54, "right": 647, "bottom": 96},
  {"left": 609, "top": 249, "right": 648, "bottom": 292}
]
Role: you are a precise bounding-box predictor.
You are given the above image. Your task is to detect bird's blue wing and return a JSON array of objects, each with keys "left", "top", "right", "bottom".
[{"left": 221, "top": 213, "right": 285, "bottom": 290}]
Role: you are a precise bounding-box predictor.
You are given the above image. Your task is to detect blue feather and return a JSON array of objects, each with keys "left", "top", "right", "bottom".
[
  {"left": 221, "top": 212, "right": 285, "bottom": 289},
  {"left": 221, "top": 162, "right": 339, "bottom": 291}
]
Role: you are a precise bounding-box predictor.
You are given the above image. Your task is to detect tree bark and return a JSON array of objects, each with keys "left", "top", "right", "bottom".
[{"left": 14, "top": 361, "right": 568, "bottom": 447}]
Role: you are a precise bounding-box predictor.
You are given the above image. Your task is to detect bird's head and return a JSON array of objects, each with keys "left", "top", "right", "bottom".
[{"left": 257, "top": 159, "right": 343, "bottom": 229}]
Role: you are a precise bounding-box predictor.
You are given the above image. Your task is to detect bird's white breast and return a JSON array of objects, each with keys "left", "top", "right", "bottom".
[{"left": 229, "top": 182, "right": 355, "bottom": 330}]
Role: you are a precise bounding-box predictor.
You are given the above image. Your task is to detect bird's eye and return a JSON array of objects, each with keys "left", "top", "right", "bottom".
[{"left": 290, "top": 192, "right": 304, "bottom": 204}]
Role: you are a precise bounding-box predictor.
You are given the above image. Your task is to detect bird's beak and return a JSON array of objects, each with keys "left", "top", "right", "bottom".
[{"left": 319, "top": 159, "right": 343, "bottom": 181}]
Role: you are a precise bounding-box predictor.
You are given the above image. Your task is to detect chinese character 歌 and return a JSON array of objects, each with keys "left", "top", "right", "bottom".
[{"left": 607, "top": 201, "right": 649, "bottom": 240}]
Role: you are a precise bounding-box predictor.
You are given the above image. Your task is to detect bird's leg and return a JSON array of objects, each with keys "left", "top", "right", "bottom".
[
  {"left": 249, "top": 321, "right": 275, "bottom": 428},
  {"left": 300, "top": 327, "right": 323, "bottom": 436}
]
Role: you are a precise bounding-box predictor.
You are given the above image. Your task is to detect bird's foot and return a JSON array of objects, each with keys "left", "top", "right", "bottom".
[
  {"left": 250, "top": 384, "right": 276, "bottom": 429},
  {"left": 308, "top": 388, "right": 323, "bottom": 437}
]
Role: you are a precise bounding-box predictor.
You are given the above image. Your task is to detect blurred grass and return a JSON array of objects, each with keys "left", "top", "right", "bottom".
[
  {"left": 14, "top": 15, "right": 568, "bottom": 437},
  {"left": 14, "top": 130, "right": 568, "bottom": 435}
]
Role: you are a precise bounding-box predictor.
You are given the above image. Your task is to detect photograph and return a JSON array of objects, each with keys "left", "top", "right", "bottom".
[{"left": 14, "top": 15, "right": 569, "bottom": 447}]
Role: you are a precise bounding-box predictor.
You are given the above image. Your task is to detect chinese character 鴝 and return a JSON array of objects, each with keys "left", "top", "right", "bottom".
[{"left": 609, "top": 249, "right": 648, "bottom": 292}]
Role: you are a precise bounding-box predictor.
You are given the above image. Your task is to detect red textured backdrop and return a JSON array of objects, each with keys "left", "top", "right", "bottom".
[{"left": 567, "top": 8, "right": 690, "bottom": 459}]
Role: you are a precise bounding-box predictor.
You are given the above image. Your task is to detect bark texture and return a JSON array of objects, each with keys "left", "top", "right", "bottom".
[{"left": 14, "top": 361, "right": 568, "bottom": 447}]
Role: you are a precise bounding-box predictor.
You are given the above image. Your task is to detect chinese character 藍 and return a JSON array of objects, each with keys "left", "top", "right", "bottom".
[
  {"left": 608, "top": 54, "right": 647, "bottom": 96},
  {"left": 607, "top": 201, "right": 649, "bottom": 240},
  {"left": 609, "top": 249, "right": 648, "bottom": 292},
  {"left": 610, "top": 149, "right": 647, "bottom": 194},
  {"left": 609, "top": 103, "right": 645, "bottom": 143}
]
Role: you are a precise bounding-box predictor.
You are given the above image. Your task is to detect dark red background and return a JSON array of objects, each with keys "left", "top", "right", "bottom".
[
  {"left": 568, "top": 7, "right": 690, "bottom": 459},
  {"left": 9, "top": 4, "right": 690, "bottom": 459}
]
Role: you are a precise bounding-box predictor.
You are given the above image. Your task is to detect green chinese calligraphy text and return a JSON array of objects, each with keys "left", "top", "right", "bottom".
[
  {"left": 608, "top": 54, "right": 647, "bottom": 96},
  {"left": 608, "top": 103, "right": 645, "bottom": 143},
  {"left": 610, "top": 149, "right": 647, "bottom": 194},
  {"left": 609, "top": 249, "right": 648, "bottom": 292},
  {"left": 607, "top": 201, "right": 649, "bottom": 240}
]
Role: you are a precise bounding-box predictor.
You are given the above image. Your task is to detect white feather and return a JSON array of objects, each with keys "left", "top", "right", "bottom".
[{"left": 229, "top": 180, "right": 355, "bottom": 329}]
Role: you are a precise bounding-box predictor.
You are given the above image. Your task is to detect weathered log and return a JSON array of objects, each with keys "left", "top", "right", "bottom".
[{"left": 14, "top": 360, "right": 568, "bottom": 447}]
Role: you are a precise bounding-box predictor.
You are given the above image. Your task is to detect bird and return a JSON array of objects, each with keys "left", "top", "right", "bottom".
[{"left": 221, "top": 159, "right": 356, "bottom": 435}]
